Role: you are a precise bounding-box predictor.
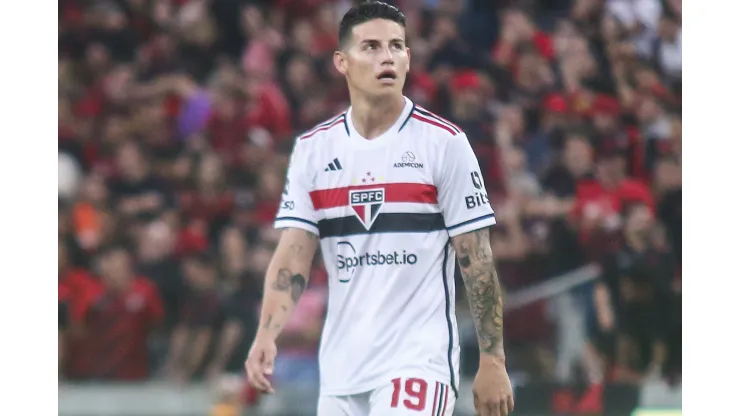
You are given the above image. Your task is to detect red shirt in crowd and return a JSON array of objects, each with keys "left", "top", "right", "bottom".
[
  {"left": 574, "top": 178, "right": 654, "bottom": 219},
  {"left": 71, "top": 278, "right": 164, "bottom": 381},
  {"left": 572, "top": 178, "right": 654, "bottom": 258}
]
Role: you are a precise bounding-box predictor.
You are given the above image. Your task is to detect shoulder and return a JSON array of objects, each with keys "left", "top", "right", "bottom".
[
  {"left": 134, "top": 277, "right": 161, "bottom": 298},
  {"left": 620, "top": 178, "right": 651, "bottom": 192},
  {"left": 575, "top": 178, "right": 601, "bottom": 194},
  {"left": 295, "top": 112, "right": 349, "bottom": 145},
  {"left": 407, "top": 105, "right": 464, "bottom": 140}
]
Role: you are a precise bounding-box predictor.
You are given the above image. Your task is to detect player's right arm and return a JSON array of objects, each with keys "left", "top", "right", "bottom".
[
  {"left": 256, "top": 228, "right": 318, "bottom": 339},
  {"left": 246, "top": 228, "right": 318, "bottom": 392},
  {"left": 246, "top": 138, "right": 321, "bottom": 393}
]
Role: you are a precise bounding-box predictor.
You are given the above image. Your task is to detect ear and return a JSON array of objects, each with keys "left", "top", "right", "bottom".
[
  {"left": 333, "top": 51, "right": 348, "bottom": 76},
  {"left": 405, "top": 47, "right": 411, "bottom": 73}
]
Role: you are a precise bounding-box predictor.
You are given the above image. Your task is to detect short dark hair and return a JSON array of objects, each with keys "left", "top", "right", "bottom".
[{"left": 338, "top": 1, "right": 406, "bottom": 48}]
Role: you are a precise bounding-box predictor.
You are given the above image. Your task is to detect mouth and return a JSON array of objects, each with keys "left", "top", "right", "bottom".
[{"left": 376, "top": 70, "right": 397, "bottom": 81}]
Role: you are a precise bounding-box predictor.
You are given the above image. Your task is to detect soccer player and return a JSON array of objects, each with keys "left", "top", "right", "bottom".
[{"left": 245, "top": 2, "right": 514, "bottom": 415}]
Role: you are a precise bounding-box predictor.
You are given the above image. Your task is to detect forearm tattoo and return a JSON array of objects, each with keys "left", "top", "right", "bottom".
[
  {"left": 272, "top": 268, "right": 307, "bottom": 304},
  {"left": 263, "top": 230, "right": 315, "bottom": 332},
  {"left": 453, "top": 228, "right": 505, "bottom": 356}
]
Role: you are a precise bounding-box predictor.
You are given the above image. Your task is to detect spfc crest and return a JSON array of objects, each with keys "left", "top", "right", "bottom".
[{"left": 349, "top": 188, "right": 384, "bottom": 230}]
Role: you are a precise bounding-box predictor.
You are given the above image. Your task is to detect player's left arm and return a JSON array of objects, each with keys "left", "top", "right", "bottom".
[
  {"left": 436, "top": 133, "right": 505, "bottom": 357},
  {"left": 450, "top": 229, "right": 505, "bottom": 357},
  {"left": 437, "top": 132, "right": 513, "bottom": 414}
]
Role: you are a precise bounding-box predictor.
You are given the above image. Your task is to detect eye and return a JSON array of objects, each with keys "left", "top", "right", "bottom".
[
  {"left": 364, "top": 43, "right": 378, "bottom": 51},
  {"left": 392, "top": 43, "right": 404, "bottom": 50}
]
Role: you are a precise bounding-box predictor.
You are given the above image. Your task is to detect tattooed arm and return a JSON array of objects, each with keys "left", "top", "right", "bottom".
[
  {"left": 451, "top": 227, "right": 505, "bottom": 358},
  {"left": 256, "top": 227, "right": 319, "bottom": 341}
]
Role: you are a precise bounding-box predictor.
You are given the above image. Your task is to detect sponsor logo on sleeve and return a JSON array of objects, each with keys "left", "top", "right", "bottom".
[{"left": 465, "top": 171, "right": 489, "bottom": 209}]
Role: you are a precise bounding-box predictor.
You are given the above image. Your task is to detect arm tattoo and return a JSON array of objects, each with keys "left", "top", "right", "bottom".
[
  {"left": 290, "top": 232, "right": 317, "bottom": 255},
  {"left": 454, "top": 228, "right": 505, "bottom": 356},
  {"left": 290, "top": 273, "right": 306, "bottom": 304},
  {"left": 272, "top": 268, "right": 307, "bottom": 305}
]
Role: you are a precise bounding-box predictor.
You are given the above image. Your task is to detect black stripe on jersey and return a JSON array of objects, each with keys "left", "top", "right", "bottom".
[
  {"left": 414, "top": 108, "right": 461, "bottom": 134},
  {"left": 441, "top": 241, "right": 459, "bottom": 398},
  {"left": 317, "top": 213, "right": 445, "bottom": 239},
  {"left": 447, "top": 213, "right": 496, "bottom": 232},
  {"left": 343, "top": 116, "right": 350, "bottom": 136},
  {"left": 435, "top": 383, "right": 445, "bottom": 416},
  {"left": 275, "top": 216, "right": 318, "bottom": 228},
  {"left": 398, "top": 103, "right": 416, "bottom": 132}
]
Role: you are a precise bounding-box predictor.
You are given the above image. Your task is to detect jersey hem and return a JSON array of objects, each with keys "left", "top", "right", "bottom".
[
  {"left": 274, "top": 217, "right": 320, "bottom": 236},
  {"left": 446, "top": 214, "right": 496, "bottom": 237}
]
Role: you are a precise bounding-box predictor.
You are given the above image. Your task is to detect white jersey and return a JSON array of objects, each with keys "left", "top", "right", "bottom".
[{"left": 274, "top": 96, "right": 495, "bottom": 396}]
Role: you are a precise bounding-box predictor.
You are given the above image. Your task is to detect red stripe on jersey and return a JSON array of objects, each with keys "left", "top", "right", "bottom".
[
  {"left": 416, "top": 106, "right": 462, "bottom": 133},
  {"left": 411, "top": 113, "right": 458, "bottom": 136},
  {"left": 309, "top": 182, "right": 438, "bottom": 210},
  {"left": 431, "top": 382, "right": 440, "bottom": 416},
  {"left": 300, "top": 117, "right": 345, "bottom": 140}
]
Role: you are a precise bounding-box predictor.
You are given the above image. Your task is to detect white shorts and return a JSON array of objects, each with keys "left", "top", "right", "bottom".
[{"left": 317, "top": 377, "right": 455, "bottom": 416}]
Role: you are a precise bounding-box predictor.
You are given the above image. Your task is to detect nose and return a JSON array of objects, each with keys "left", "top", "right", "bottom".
[{"left": 380, "top": 45, "right": 394, "bottom": 65}]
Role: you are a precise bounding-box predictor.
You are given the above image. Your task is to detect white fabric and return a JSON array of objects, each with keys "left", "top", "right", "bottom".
[{"left": 275, "top": 97, "right": 495, "bottom": 396}]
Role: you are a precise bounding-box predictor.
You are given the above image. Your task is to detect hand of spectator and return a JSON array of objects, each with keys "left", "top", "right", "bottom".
[
  {"left": 496, "top": 199, "right": 521, "bottom": 226},
  {"left": 581, "top": 202, "right": 608, "bottom": 230},
  {"left": 500, "top": 21, "right": 519, "bottom": 44},
  {"left": 596, "top": 307, "right": 614, "bottom": 332},
  {"left": 511, "top": 12, "right": 535, "bottom": 41},
  {"left": 560, "top": 58, "right": 583, "bottom": 92},
  {"left": 538, "top": 195, "right": 561, "bottom": 218}
]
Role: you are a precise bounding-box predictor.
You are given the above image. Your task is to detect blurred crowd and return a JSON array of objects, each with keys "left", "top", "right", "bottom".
[{"left": 58, "top": 0, "right": 681, "bottom": 396}]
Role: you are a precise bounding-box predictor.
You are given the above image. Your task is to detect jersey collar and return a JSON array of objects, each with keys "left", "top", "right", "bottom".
[{"left": 345, "top": 96, "right": 414, "bottom": 150}]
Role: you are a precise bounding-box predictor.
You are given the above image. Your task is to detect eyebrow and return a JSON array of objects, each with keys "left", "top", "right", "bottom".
[{"left": 359, "top": 38, "right": 406, "bottom": 46}]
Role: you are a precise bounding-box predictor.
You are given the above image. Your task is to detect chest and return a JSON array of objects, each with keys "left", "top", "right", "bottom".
[
  {"left": 313, "top": 141, "right": 434, "bottom": 192},
  {"left": 89, "top": 292, "right": 146, "bottom": 322}
]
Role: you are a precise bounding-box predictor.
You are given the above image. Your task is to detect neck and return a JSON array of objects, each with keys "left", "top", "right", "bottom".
[
  {"left": 600, "top": 175, "right": 623, "bottom": 190},
  {"left": 349, "top": 93, "right": 405, "bottom": 140},
  {"left": 626, "top": 231, "right": 648, "bottom": 252}
]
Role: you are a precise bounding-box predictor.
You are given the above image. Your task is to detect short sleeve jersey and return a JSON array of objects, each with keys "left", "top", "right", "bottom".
[{"left": 275, "top": 97, "right": 495, "bottom": 396}]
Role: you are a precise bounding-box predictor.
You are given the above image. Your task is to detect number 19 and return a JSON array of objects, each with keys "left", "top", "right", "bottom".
[{"left": 390, "top": 378, "right": 428, "bottom": 411}]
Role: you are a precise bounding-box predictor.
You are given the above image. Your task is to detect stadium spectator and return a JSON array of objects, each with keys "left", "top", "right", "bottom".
[
  {"left": 70, "top": 244, "right": 164, "bottom": 381},
  {"left": 164, "top": 251, "right": 223, "bottom": 383},
  {"left": 596, "top": 201, "right": 677, "bottom": 383}
]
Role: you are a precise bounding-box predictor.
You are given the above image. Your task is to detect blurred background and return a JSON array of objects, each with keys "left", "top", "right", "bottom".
[{"left": 57, "top": 0, "right": 681, "bottom": 414}]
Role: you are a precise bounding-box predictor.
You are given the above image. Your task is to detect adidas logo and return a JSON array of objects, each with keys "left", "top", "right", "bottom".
[{"left": 324, "top": 158, "right": 343, "bottom": 172}]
